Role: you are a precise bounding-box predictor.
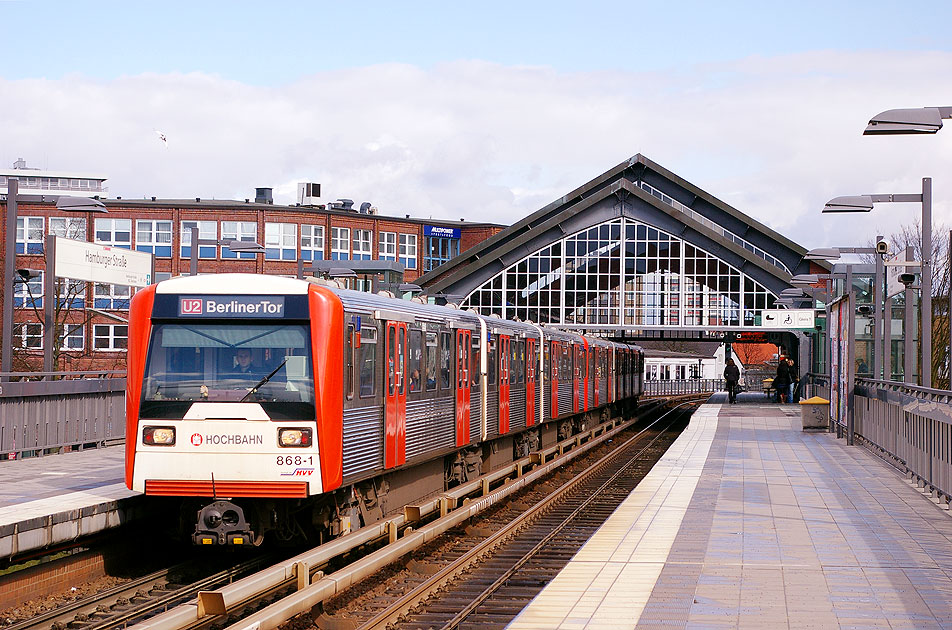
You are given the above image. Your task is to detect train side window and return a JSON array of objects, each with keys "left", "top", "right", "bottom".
[
  {"left": 359, "top": 326, "right": 377, "bottom": 398},
  {"left": 471, "top": 338, "right": 480, "bottom": 387},
  {"left": 440, "top": 332, "right": 452, "bottom": 390},
  {"left": 409, "top": 328, "right": 422, "bottom": 393},
  {"left": 388, "top": 330, "right": 396, "bottom": 396},
  {"left": 488, "top": 338, "right": 497, "bottom": 384},
  {"left": 425, "top": 332, "right": 438, "bottom": 391},
  {"left": 345, "top": 324, "right": 355, "bottom": 400}
]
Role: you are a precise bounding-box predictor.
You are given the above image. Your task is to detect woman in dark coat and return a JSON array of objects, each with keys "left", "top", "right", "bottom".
[{"left": 774, "top": 357, "right": 791, "bottom": 403}]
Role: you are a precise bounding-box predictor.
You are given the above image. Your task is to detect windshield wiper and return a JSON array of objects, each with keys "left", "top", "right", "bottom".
[{"left": 240, "top": 358, "right": 289, "bottom": 402}]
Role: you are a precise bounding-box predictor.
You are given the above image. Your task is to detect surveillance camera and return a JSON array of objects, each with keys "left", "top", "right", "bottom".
[
  {"left": 876, "top": 241, "right": 889, "bottom": 255},
  {"left": 899, "top": 272, "right": 916, "bottom": 286},
  {"left": 857, "top": 305, "right": 872, "bottom": 315}
]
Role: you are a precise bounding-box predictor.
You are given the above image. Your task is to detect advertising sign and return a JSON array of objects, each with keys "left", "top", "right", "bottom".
[
  {"left": 761, "top": 309, "right": 815, "bottom": 329},
  {"left": 423, "top": 225, "right": 461, "bottom": 239},
  {"left": 54, "top": 237, "right": 153, "bottom": 287},
  {"left": 828, "top": 294, "right": 853, "bottom": 432}
]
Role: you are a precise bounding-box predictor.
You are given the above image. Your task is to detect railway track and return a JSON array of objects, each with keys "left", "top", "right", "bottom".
[
  {"left": 316, "top": 401, "right": 695, "bottom": 630},
  {"left": 7, "top": 555, "right": 277, "bottom": 630}
]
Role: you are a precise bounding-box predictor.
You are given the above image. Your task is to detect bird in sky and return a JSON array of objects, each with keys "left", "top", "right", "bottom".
[{"left": 154, "top": 129, "right": 168, "bottom": 148}]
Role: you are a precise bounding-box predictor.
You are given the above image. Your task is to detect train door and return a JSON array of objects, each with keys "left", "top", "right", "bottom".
[
  {"left": 455, "top": 329, "right": 471, "bottom": 447},
  {"left": 384, "top": 321, "right": 407, "bottom": 468},
  {"left": 573, "top": 343, "right": 581, "bottom": 414},
  {"left": 593, "top": 347, "right": 600, "bottom": 407},
  {"left": 526, "top": 338, "right": 536, "bottom": 427},
  {"left": 550, "top": 341, "right": 559, "bottom": 418},
  {"left": 499, "top": 335, "right": 510, "bottom": 434}
]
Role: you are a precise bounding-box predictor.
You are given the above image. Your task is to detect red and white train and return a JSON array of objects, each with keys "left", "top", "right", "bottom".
[{"left": 125, "top": 274, "right": 644, "bottom": 545}]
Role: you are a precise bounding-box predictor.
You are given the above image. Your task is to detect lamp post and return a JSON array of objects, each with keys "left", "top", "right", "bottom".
[
  {"left": 189, "top": 226, "right": 264, "bottom": 275},
  {"left": 823, "top": 183, "right": 932, "bottom": 386},
  {"left": 3, "top": 182, "right": 106, "bottom": 379}
]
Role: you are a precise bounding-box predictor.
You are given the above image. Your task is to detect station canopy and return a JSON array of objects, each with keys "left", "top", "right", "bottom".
[{"left": 419, "top": 154, "right": 823, "bottom": 337}]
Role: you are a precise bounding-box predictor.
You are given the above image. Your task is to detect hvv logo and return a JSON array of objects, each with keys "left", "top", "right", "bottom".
[{"left": 180, "top": 298, "right": 204, "bottom": 315}]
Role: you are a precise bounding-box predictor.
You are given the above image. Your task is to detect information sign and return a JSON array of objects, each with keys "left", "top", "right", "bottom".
[
  {"left": 761, "top": 309, "right": 815, "bottom": 329},
  {"left": 54, "top": 237, "right": 153, "bottom": 287}
]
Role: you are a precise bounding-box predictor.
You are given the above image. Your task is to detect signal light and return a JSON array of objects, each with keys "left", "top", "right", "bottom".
[
  {"left": 143, "top": 426, "right": 176, "bottom": 446},
  {"left": 278, "top": 427, "right": 312, "bottom": 447}
]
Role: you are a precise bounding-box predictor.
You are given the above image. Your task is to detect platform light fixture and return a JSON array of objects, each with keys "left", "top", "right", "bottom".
[{"left": 864, "top": 107, "right": 952, "bottom": 135}]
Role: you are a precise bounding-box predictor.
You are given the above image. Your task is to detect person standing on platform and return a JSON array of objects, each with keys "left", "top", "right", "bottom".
[
  {"left": 786, "top": 358, "right": 797, "bottom": 403},
  {"left": 774, "top": 356, "right": 791, "bottom": 403},
  {"left": 723, "top": 358, "right": 741, "bottom": 404}
]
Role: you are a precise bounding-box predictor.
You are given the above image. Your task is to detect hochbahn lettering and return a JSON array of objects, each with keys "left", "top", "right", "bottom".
[{"left": 191, "top": 433, "right": 265, "bottom": 446}]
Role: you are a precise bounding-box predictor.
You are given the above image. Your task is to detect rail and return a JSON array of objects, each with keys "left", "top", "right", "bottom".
[
  {"left": 644, "top": 378, "right": 723, "bottom": 396},
  {"left": 0, "top": 372, "right": 126, "bottom": 459}
]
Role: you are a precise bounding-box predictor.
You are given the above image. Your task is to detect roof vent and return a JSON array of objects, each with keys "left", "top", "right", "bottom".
[
  {"left": 359, "top": 202, "right": 372, "bottom": 214},
  {"left": 337, "top": 198, "right": 354, "bottom": 211},
  {"left": 255, "top": 187, "right": 273, "bottom": 204}
]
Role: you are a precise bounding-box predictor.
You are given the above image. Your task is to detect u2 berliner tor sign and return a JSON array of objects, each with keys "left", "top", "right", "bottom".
[{"left": 54, "top": 236, "right": 153, "bottom": 287}]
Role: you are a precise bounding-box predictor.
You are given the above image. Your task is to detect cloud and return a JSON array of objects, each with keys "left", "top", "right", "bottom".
[{"left": 2, "top": 52, "right": 951, "bottom": 249}]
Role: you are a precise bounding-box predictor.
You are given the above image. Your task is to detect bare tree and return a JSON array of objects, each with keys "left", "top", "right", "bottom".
[{"left": 868, "top": 221, "right": 951, "bottom": 388}]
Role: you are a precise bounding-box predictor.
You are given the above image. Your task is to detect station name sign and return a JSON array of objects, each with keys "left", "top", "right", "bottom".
[
  {"left": 424, "top": 225, "right": 461, "bottom": 239},
  {"left": 54, "top": 237, "right": 152, "bottom": 287},
  {"left": 179, "top": 296, "right": 286, "bottom": 318}
]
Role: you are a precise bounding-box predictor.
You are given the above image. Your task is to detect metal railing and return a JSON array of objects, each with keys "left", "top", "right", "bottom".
[
  {"left": 644, "top": 378, "right": 724, "bottom": 396},
  {"left": 0, "top": 372, "right": 126, "bottom": 459},
  {"left": 853, "top": 378, "right": 952, "bottom": 501}
]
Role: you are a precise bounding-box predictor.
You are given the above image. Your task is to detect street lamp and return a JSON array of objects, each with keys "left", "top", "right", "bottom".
[
  {"left": 821, "top": 181, "right": 933, "bottom": 386},
  {"left": 864, "top": 107, "right": 952, "bottom": 135},
  {"left": 189, "top": 226, "right": 265, "bottom": 276},
  {"left": 3, "top": 180, "right": 107, "bottom": 379}
]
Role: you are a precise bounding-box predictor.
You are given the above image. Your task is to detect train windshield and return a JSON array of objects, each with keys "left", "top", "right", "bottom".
[{"left": 139, "top": 322, "right": 315, "bottom": 420}]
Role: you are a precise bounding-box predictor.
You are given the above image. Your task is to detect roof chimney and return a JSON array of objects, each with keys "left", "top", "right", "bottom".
[{"left": 255, "top": 187, "right": 273, "bottom": 204}]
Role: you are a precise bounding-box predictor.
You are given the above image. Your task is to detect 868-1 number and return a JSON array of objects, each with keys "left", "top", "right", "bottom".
[{"left": 276, "top": 455, "right": 313, "bottom": 466}]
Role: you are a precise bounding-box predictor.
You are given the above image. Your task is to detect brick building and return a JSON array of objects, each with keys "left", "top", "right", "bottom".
[{"left": 1, "top": 183, "right": 503, "bottom": 373}]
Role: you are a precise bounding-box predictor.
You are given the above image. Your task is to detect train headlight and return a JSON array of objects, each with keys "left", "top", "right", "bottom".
[
  {"left": 278, "top": 428, "right": 312, "bottom": 447},
  {"left": 143, "top": 426, "right": 176, "bottom": 446}
]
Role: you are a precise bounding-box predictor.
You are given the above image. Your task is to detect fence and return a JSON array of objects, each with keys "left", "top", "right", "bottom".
[
  {"left": 644, "top": 378, "right": 724, "bottom": 397},
  {"left": 0, "top": 372, "right": 126, "bottom": 459},
  {"left": 853, "top": 378, "right": 952, "bottom": 502}
]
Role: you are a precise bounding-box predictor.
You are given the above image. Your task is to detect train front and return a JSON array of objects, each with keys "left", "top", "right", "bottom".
[{"left": 125, "top": 275, "right": 343, "bottom": 546}]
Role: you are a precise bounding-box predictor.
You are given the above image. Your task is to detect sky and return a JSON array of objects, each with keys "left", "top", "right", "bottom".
[{"left": 2, "top": 0, "right": 952, "bottom": 250}]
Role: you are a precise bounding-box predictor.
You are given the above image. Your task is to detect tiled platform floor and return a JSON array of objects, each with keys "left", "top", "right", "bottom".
[
  {"left": 0, "top": 446, "right": 137, "bottom": 558},
  {"left": 509, "top": 403, "right": 952, "bottom": 629}
]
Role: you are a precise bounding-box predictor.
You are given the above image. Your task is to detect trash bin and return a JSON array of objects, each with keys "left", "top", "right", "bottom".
[
  {"left": 762, "top": 378, "right": 773, "bottom": 400},
  {"left": 799, "top": 396, "right": 829, "bottom": 430}
]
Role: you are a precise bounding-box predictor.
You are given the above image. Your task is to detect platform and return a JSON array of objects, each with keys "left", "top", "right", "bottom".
[
  {"left": 0, "top": 446, "right": 142, "bottom": 560},
  {"left": 509, "top": 397, "right": 952, "bottom": 629}
]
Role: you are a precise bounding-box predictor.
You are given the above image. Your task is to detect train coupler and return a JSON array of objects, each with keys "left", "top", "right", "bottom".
[{"left": 193, "top": 500, "right": 255, "bottom": 546}]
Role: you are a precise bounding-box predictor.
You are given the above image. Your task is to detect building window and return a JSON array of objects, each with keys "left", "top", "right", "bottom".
[
  {"left": 379, "top": 232, "right": 397, "bottom": 261},
  {"left": 222, "top": 221, "right": 258, "bottom": 259},
  {"left": 353, "top": 229, "right": 372, "bottom": 260},
  {"left": 399, "top": 233, "right": 417, "bottom": 269},
  {"left": 14, "top": 271, "right": 42, "bottom": 308},
  {"left": 14, "top": 323, "right": 43, "bottom": 350},
  {"left": 93, "top": 324, "right": 128, "bottom": 351},
  {"left": 49, "top": 217, "right": 87, "bottom": 240},
  {"left": 331, "top": 227, "right": 350, "bottom": 260},
  {"left": 301, "top": 225, "right": 324, "bottom": 261},
  {"left": 424, "top": 235, "right": 460, "bottom": 272},
  {"left": 265, "top": 222, "right": 297, "bottom": 260},
  {"left": 57, "top": 278, "right": 86, "bottom": 309},
  {"left": 59, "top": 324, "right": 84, "bottom": 351},
  {"left": 16, "top": 217, "right": 44, "bottom": 254},
  {"left": 94, "top": 218, "right": 132, "bottom": 249},
  {"left": 181, "top": 221, "right": 217, "bottom": 259},
  {"left": 136, "top": 220, "right": 173, "bottom": 257},
  {"left": 94, "top": 283, "right": 131, "bottom": 310}
]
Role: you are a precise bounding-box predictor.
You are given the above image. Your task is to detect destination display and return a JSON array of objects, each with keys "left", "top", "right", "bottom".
[{"left": 178, "top": 296, "right": 286, "bottom": 317}]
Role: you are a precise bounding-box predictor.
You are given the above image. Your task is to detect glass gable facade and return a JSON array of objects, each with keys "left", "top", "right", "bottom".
[{"left": 461, "top": 218, "right": 776, "bottom": 328}]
